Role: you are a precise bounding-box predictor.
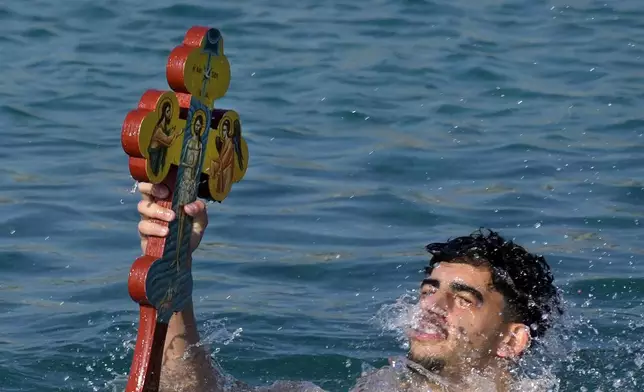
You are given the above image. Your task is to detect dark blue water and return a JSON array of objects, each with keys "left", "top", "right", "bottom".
[{"left": 1, "top": 0, "right": 643, "bottom": 390}]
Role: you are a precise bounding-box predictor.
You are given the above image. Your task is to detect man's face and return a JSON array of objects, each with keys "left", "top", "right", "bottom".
[
  {"left": 195, "top": 117, "right": 203, "bottom": 134},
  {"left": 407, "top": 262, "right": 512, "bottom": 373}
]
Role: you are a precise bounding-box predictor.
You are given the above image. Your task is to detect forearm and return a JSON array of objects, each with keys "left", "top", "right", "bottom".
[{"left": 159, "top": 299, "right": 223, "bottom": 392}]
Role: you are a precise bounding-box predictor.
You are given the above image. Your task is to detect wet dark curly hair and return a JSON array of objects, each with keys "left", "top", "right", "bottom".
[{"left": 424, "top": 228, "right": 563, "bottom": 341}]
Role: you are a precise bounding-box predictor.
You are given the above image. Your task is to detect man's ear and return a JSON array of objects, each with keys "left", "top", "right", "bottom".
[{"left": 496, "top": 323, "right": 531, "bottom": 358}]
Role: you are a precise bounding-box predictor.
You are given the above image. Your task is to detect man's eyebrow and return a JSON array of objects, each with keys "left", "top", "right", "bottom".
[
  {"left": 450, "top": 282, "right": 484, "bottom": 303},
  {"left": 420, "top": 279, "right": 485, "bottom": 303},
  {"left": 421, "top": 278, "right": 439, "bottom": 288}
]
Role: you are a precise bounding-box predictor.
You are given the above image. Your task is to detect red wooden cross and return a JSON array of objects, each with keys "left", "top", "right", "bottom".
[{"left": 120, "top": 26, "right": 249, "bottom": 392}]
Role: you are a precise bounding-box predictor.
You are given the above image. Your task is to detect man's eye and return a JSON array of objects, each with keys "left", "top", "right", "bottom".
[{"left": 456, "top": 296, "right": 473, "bottom": 307}]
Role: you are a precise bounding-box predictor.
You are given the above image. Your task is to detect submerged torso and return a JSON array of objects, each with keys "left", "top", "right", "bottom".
[{"left": 242, "top": 357, "right": 452, "bottom": 392}]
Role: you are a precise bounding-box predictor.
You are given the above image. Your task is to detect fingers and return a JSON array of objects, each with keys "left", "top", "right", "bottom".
[
  {"left": 138, "top": 220, "right": 169, "bottom": 237},
  {"left": 138, "top": 182, "right": 170, "bottom": 200},
  {"left": 184, "top": 200, "right": 208, "bottom": 252},
  {"left": 136, "top": 182, "right": 209, "bottom": 254},
  {"left": 184, "top": 200, "right": 208, "bottom": 230},
  {"left": 183, "top": 200, "right": 205, "bottom": 217},
  {"left": 137, "top": 198, "right": 175, "bottom": 222},
  {"left": 137, "top": 182, "right": 173, "bottom": 255}
]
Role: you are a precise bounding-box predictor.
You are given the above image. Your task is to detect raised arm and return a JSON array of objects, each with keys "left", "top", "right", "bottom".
[
  {"left": 136, "top": 181, "right": 224, "bottom": 392},
  {"left": 151, "top": 126, "right": 179, "bottom": 148},
  {"left": 135, "top": 182, "right": 320, "bottom": 392}
]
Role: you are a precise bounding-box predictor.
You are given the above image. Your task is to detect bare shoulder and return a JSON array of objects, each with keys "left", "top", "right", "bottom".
[
  {"left": 348, "top": 357, "right": 451, "bottom": 392},
  {"left": 349, "top": 365, "right": 401, "bottom": 391},
  {"left": 230, "top": 369, "right": 398, "bottom": 392},
  {"left": 254, "top": 380, "right": 326, "bottom": 392}
]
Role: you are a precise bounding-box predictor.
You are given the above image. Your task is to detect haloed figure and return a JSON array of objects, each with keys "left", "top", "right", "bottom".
[
  {"left": 171, "top": 114, "right": 205, "bottom": 272},
  {"left": 210, "top": 118, "right": 244, "bottom": 195},
  {"left": 177, "top": 114, "right": 205, "bottom": 206},
  {"left": 148, "top": 100, "right": 177, "bottom": 176}
]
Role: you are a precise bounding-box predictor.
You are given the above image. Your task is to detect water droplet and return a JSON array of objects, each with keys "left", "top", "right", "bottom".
[{"left": 635, "top": 353, "right": 644, "bottom": 368}]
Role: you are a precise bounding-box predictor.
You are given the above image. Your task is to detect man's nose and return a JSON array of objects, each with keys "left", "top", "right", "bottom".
[{"left": 420, "top": 291, "right": 449, "bottom": 315}]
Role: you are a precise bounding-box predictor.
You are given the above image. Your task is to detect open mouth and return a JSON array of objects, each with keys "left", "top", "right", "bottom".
[{"left": 409, "top": 314, "right": 448, "bottom": 341}]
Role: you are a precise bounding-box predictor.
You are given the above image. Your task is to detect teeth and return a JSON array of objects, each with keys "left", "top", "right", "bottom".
[{"left": 417, "top": 322, "right": 444, "bottom": 336}]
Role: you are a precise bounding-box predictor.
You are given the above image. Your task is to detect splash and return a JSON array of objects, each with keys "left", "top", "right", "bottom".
[
  {"left": 129, "top": 181, "right": 139, "bottom": 194},
  {"left": 545, "top": 298, "right": 644, "bottom": 392},
  {"left": 195, "top": 317, "right": 247, "bottom": 392},
  {"left": 199, "top": 317, "right": 244, "bottom": 351},
  {"left": 371, "top": 290, "right": 419, "bottom": 351}
]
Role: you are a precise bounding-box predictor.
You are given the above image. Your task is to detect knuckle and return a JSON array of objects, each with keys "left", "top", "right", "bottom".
[
  {"left": 138, "top": 200, "right": 162, "bottom": 219},
  {"left": 151, "top": 184, "right": 162, "bottom": 196},
  {"left": 137, "top": 200, "right": 148, "bottom": 213},
  {"left": 137, "top": 185, "right": 149, "bottom": 195}
]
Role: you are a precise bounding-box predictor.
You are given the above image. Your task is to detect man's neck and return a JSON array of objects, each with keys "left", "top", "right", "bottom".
[
  {"left": 460, "top": 363, "right": 513, "bottom": 392},
  {"left": 402, "top": 357, "right": 513, "bottom": 392}
]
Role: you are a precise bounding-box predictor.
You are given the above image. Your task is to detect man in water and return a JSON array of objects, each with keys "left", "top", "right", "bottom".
[{"left": 136, "top": 182, "right": 563, "bottom": 392}]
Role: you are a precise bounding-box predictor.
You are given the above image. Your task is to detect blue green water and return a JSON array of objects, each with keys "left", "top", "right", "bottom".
[{"left": 1, "top": 0, "right": 643, "bottom": 390}]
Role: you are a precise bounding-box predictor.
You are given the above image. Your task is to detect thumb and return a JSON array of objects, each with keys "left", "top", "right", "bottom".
[{"left": 184, "top": 200, "right": 208, "bottom": 233}]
